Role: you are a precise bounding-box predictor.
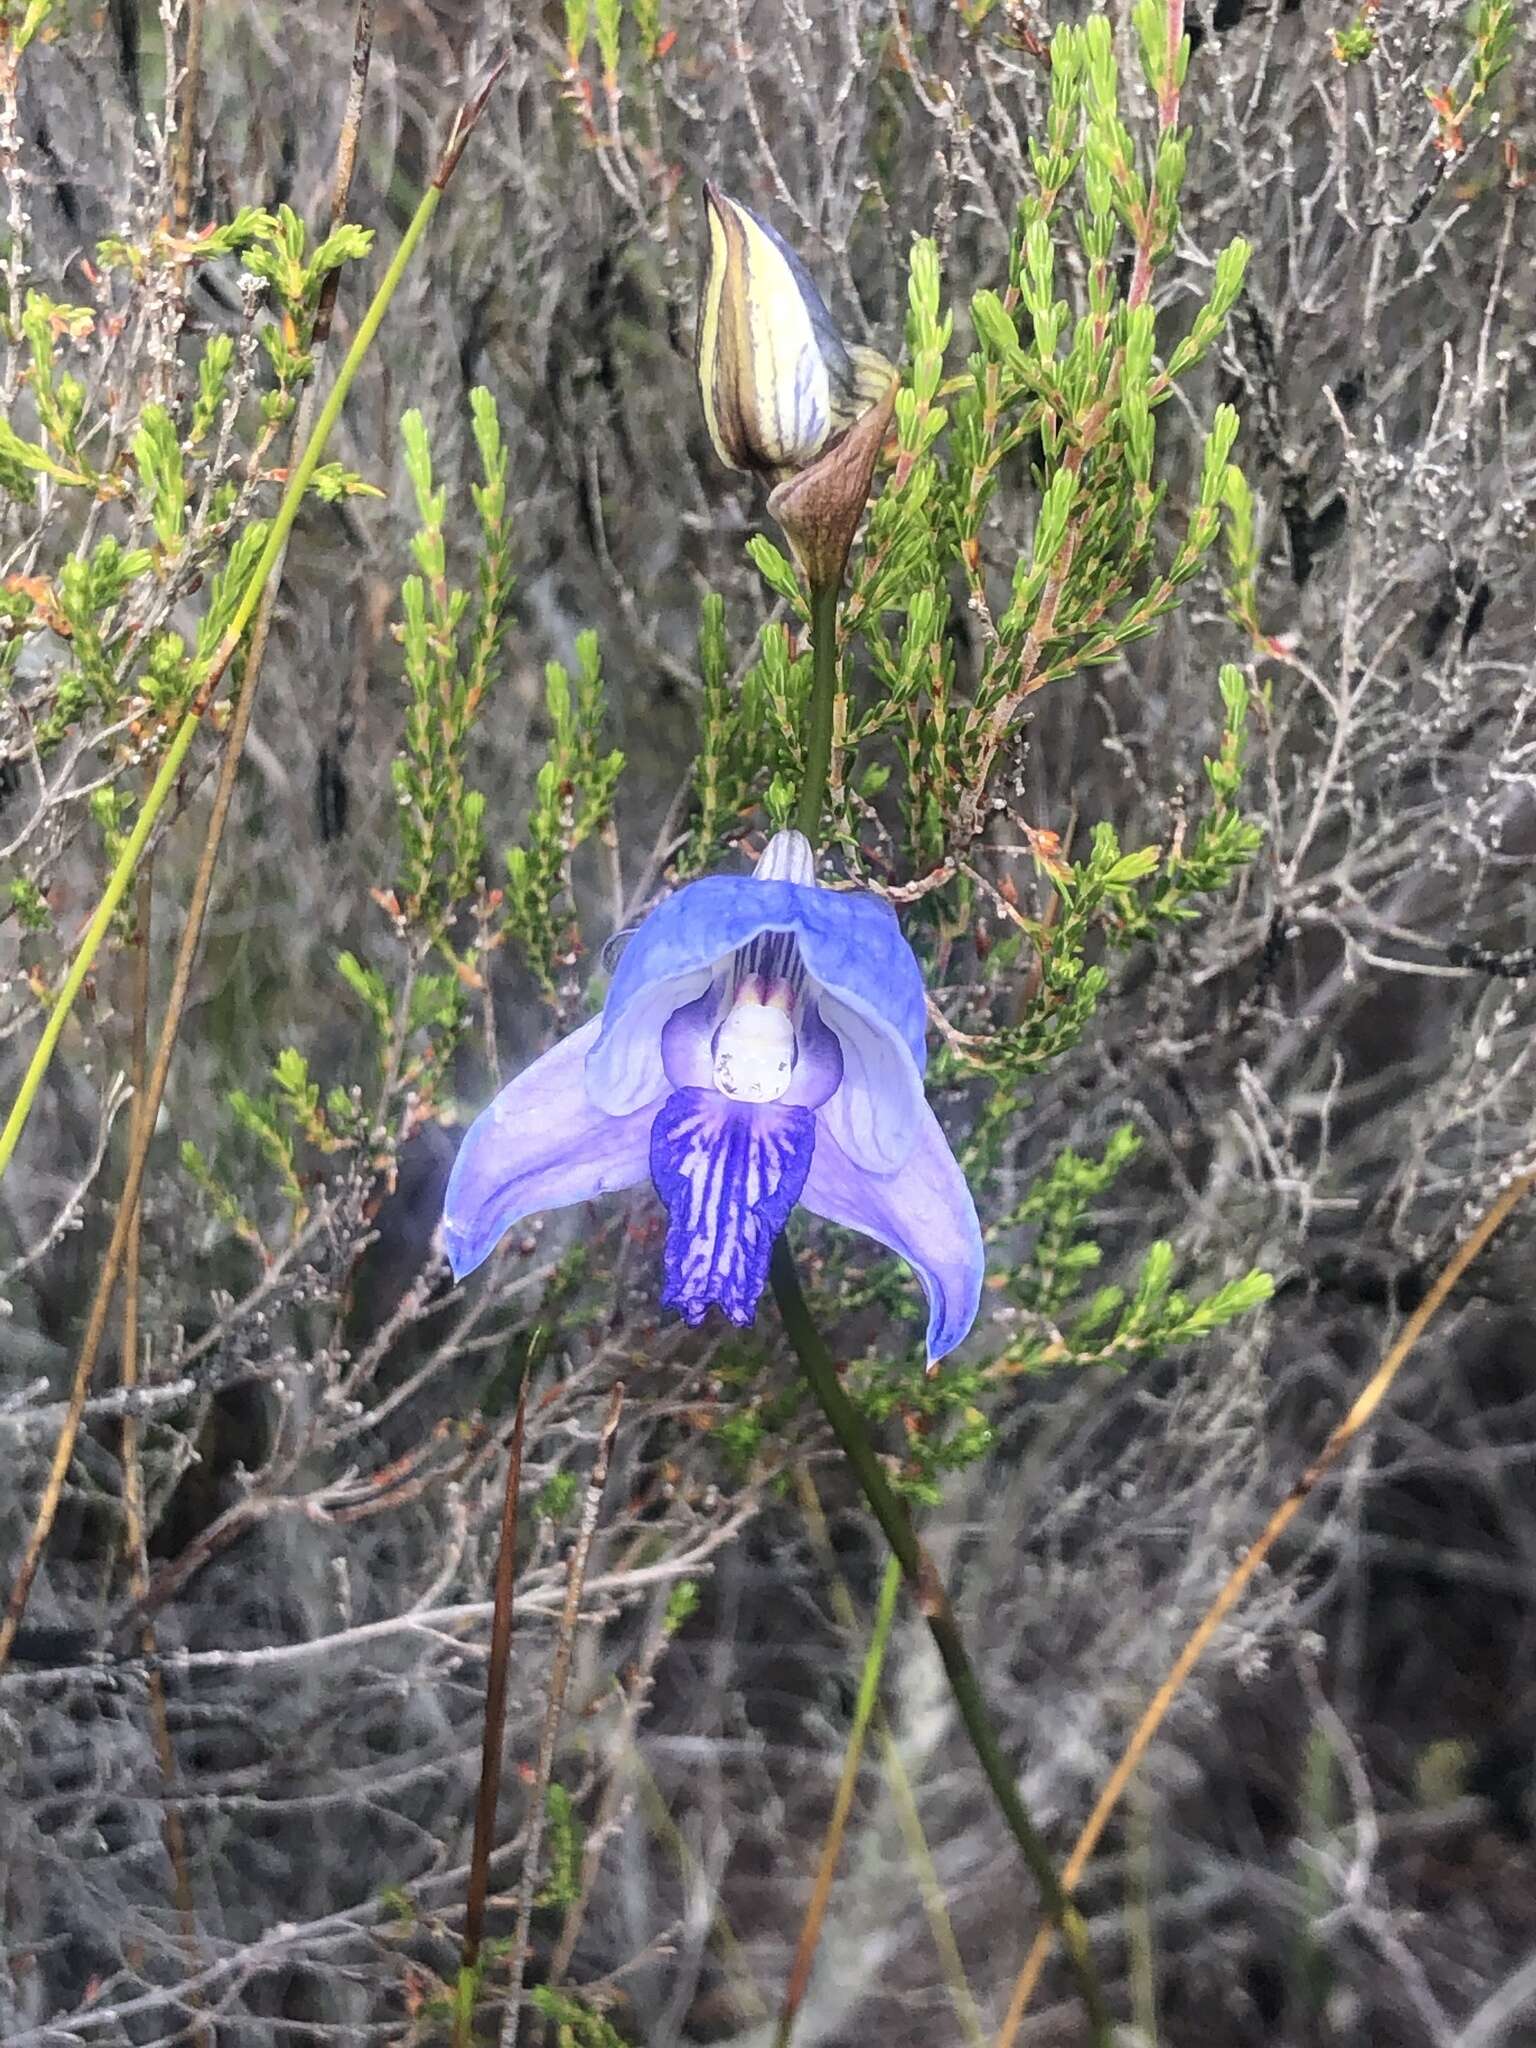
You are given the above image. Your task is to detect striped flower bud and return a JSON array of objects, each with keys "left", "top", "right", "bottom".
[{"left": 696, "top": 184, "right": 895, "bottom": 479}]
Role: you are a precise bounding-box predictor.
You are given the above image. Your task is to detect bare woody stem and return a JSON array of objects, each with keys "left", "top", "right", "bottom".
[
  {"left": 119, "top": 858, "right": 206, "bottom": 2032},
  {"left": 768, "top": 1238, "right": 1112, "bottom": 2047},
  {"left": 499, "top": 1382, "right": 625, "bottom": 2048},
  {"left": 456, "top": 1373, "right": 529, "bottom": 2047},
  {"left": 170, "top": 0, "right": 207, "bottom": 234}
]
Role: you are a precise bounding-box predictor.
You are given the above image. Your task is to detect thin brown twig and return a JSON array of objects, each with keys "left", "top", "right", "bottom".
[
  {"left": 499, "top": 1382, "right": 625, "bottom": 2048},
  {"left": 170, "top": 0, "right": 206, "bottom": 234},
  {"left": 118, "top": 865, "right": 152, "bottom": 1592},
  {"left": 458, "top": 1373, "right": 530, "bottom": 2044},
  {"left": 0, "top": 0, "right": 379, "bottom": 1678},
  {"left": 133, "top": 0, "right": 203, "bottom": 1953},
  {"left": 543, "top": 1600, "right": 674, "bottom": 1994},
  {"left": 992, "top": 1156, "right": 1536, "bottom": 2048}
]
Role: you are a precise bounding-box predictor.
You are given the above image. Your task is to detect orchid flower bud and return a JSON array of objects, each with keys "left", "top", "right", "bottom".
[{"left": 696, "top": 184, "right": 895, "bottom": 480}]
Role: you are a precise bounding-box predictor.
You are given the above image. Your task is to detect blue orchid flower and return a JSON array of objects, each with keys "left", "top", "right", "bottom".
[{"left": 442, "top": 830, "right": 983, "bottom": 1365}]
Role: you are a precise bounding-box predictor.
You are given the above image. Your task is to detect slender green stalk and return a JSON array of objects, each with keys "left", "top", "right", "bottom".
[
  {"left": 775, "top": 1550, "right": 902, "bottom": 2048},
  {"left": 796, "top": 579, "right": 841, "bottom": 841},
  {"left": 0, "top": 175, "right": 444, "bottom": 1185},
  {"left": 769, "top": 1239, "right": 1111, "bottom": 2047}
]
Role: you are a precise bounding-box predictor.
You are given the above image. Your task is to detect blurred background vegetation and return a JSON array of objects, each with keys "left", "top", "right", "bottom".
[{"left": 2, "top": 0, "right": 1535, "bottom": 2043}]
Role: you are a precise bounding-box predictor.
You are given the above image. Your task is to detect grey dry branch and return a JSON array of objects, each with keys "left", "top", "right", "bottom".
[{"left": 0, "top": 0, "right": 384, "bottom": 1676}]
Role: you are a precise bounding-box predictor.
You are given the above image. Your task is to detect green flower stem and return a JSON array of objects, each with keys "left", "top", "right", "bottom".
[
  {"left": 795, "top": 578, "right": 841, "bottom": 841},
  {"left": 0, "top": 176, "right": 446, "bottom": 1186},
  {"left": 769, "top": 1239, "right": 1111, "bottom": 2047}
]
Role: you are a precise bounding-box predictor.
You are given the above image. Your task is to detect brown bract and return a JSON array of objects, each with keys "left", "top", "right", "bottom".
[{"left": 766, "top": 374, "right": 898, "bottom": 594}]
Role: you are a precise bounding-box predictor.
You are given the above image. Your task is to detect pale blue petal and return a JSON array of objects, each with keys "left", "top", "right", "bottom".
[
  {"left": 587, "top": 877, "right": 928, "bottom": 1166},
  {"left": 799, "top": 1104, "right": 983, "bottom": 1366},
  {"left": 650, "top": 1089, "right": 815, "bottom": 1328},
  {"left": 815, "top": 991, "right": 922, "bottom": 1174},
  {"left": 442, "top": 1018, "right": 655, "bottom": 1281},
  {"left": 587, "top": 963, "right": 713, "bottom": 1117}
]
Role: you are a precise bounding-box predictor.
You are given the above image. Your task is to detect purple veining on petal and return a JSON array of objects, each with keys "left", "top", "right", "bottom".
[
  {"left": 814, "top": 990, "right": 923, "bottom": 1175},
  {"left": 732, "top": 199, "right": 856, "bottom": 399},
  {"left": 649, "top": 1088, "right": 815, "bottom": 1327},
  {"left": 790, "top": 342, "right": 828, "bottom": 457},
  {"left": 731, "top": 925, "right": 807, "bottom": 1001}
]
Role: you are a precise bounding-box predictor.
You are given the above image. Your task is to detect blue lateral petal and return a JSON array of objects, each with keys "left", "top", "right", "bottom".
[
  {"left": 814, "top": 991, "right": 921, "bottom": 1175},
  {"left": 649, "top": 1087, "right": 815, "bottom": 1328},
  {"left": 799, "top": 1104, "right": 984, "bottom": 1366},
  {"left": 588, "top": 877, "right": 928, "bottom": 1164},
  {"left": 442, "top": 1018, "right": 655, "bottom": 1282}
]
